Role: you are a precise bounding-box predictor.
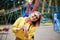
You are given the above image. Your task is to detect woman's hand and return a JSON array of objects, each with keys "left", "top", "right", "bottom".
[
  {"left": 16, "top": 28, "right": 21, "bottom": 32},
  {"left": 16, "top": 27, "right": 23, "bottom": 32},
  {"left": 16, "top": 25, "right": 27, "bottom": 32},
  {"left": 22, "top": 25, "right": 28, "bottom": 38},
  {"left": 22, "top": 25, "right": 28, "bottom": 31}
]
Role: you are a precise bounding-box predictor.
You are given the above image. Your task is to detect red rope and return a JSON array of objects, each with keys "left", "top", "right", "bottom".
[
  {"left": 32, "top": 0, "right": 39, "bottom": 12},
  {"left": 26, "top": 0, "right": 39, "bottom": 13}
]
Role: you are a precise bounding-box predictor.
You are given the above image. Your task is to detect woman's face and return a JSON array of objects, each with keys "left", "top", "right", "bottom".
[{"left": 29, "top": 12, "right": 40, "bottom": 22}]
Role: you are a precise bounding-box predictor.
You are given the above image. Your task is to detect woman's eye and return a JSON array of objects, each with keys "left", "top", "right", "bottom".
[{"left": 34, "top": 14, "right": 36, "bottom": 16}]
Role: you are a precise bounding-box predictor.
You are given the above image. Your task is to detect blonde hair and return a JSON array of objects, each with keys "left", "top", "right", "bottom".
[{"left": 31, "top": 11, "right": 40, "bottom": 14}]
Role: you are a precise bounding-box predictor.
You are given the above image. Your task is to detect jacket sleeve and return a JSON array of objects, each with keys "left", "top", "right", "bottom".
[
  {"left": 28, "top": 27, "right": 36, "bottom": 39},
  {"left": 12, "top": 17, "right": 23, "bottom": 33}
]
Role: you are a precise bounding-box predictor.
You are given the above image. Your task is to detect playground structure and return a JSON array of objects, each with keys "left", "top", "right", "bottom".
[
  {"left": 0, "top": 0, "right": 60, "bottom": 25},
  {"left": 0, "top": 0, "right": 60, "bottom": 29},
  {"left": 0, "top": 0, "right": 60, "bottom": 40},
  {"left": 0, "top": 0, "right": 60, "bottom": 31}
]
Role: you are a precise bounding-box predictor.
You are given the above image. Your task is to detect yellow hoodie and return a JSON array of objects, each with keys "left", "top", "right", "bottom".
[{"left": 12, "top": 17, "right": 37, "bottom": 40}]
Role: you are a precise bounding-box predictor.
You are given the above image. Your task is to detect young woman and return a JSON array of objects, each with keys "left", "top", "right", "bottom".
[{"left": 12, "top": 11, "right": 41, "bottom": 40}]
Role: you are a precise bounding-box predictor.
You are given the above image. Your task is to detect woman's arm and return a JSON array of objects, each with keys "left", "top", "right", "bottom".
[
  {"left": 28, "top": 27, "right": 36, "bottom": 39},
  {"left": 12, "top": 17, "right": 23, "bottom": 32}
]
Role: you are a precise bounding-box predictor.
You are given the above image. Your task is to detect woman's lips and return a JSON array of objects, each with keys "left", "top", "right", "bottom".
[{"left": 33, "top": 18, "right": 35, "bottom": 20}]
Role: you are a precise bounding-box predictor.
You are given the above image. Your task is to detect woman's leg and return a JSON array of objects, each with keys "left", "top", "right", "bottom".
[{"left": 15, "top": 37, "right": 22, "bottom": 40}]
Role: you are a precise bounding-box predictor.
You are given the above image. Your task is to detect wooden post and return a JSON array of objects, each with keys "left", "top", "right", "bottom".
[
  {"left": 48, "top": 0, "right": 52, "bottom": 13},
  {"left": 41, "top": 0, "right": 45, "bottom": 14},
  {"left": 55, "top": 0, "right": 58, "bottom": 11}
]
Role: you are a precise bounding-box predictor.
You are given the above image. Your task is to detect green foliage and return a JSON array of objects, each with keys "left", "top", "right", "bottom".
[{"left": 44, "top": 13, "right": 52, "bottom": 19}]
